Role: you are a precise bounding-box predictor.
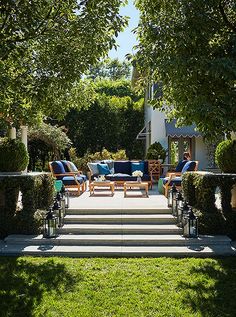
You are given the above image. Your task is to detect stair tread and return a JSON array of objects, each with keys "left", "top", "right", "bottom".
[
  {"left": 61, "top": 224, "right": 179, "bottom": 228},
  {"left": 2, "top": 244, "right": 235, "bottom": 257},
  {"left": 65, "top": 214, "right": 175, "bottom": 219}
]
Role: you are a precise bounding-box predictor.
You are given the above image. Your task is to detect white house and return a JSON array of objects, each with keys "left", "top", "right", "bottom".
[{"left": 137, "top": 83, "right": 215, "bottom": 171}]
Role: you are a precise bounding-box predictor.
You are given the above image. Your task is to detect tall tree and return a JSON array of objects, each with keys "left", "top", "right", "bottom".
[
  {"left": 135, "top": 0, "right": 236, "bottom": 139},
  {"left": 0, "top": 0, "right": 128, "bottom": 127}
]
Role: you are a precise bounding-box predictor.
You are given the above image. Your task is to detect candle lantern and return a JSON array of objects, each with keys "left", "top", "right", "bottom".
[
  {"left": 176, "top": 192, "right": 184, "bottom": 226},
  {"left": 168, "top": 183, "right": 177, "bottom": 207},
  {"left": 172, "top": 186, "right": 178, "bottom": 216},
  {"left": 61, "top": 185, "right": 70, "bottom": 209},
  {"left": 43, "top": 208, "right": 57, "bottom": 238},
  {"left": 181, "top": 201, "right": 190, "bottom": 228},
  {"left": 52, "top": 199, "right": 64, "bottom": 228},
  {"left": 183, "top": 207, "right": 198, "bottom": 238}
]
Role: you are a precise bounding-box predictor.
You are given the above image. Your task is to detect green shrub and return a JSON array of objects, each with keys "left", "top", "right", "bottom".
[
  {"left": 146, "top": 142, "right": 167, "bottom": 162},
  {"left": 0, "top": 138, "right": 29, "bottom": 172},
  {"left": 182, "top": 172, "right": 236, "bottom": 236},
  {"left": 215, "top": 139, "right": 236, "bottom": 173},
  {"left": 0, "top": 173, "right": 54, "bottom": 238},
  {"left": 69, "top": 147, "right": 128, "bottom": 173}
]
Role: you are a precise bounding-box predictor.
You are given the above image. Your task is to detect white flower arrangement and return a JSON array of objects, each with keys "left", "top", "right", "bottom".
[
  {"left": 132, "top": 170, "right": 143, "bottom": 177},
  {"left": 97, "top": 175, "right": 106, "bottom": 181}
]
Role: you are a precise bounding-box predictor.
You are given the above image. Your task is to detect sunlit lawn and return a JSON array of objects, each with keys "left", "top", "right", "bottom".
[{"left": 1, "top": 257, "right": 236, "bottom": 317}]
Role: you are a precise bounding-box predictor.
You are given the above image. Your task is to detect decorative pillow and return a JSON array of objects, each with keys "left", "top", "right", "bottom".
[
  {"left": 102, "top": 160, "right": 114, "bottom": 174},
  {"left": 181, "top": 161, "right": 196, "bottom": 173},
  {"left": 97, "top": 163, "right": 111, "bottom": 175},
  {"left": 67, "top": 161, "right": 78, "bottom": 172},
  {"left": 87, "top": 162, "right": 100, "bottom": 175},
  {"left": 131, "top": 162, "right": 145, "bottom": 174},
  {"left": 175, "top": 160, "right": 187, "bottom": 172}
]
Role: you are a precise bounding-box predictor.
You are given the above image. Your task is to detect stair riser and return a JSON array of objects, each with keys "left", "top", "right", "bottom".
[
  {"left": 58, "top": 228, "right": 182, "bottom": 235},
  {"left": 66, "top": 209, "right": 171, "bottom": 215},
  {"left": 64, "top": 219, "right": 176, "bottom": 225},
  {"left": 5, "top": 239, "right": 231, "bottom": 247}
]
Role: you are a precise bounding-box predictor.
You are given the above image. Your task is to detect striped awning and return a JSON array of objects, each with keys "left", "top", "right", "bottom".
[{"left": 165, "top": 120, "right": 201, "bottom": 138}]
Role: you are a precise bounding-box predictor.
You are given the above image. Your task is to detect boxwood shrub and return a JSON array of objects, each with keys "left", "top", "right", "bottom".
[
  {"left": 0, "top": 138, "right": 29, "bottom": 172},
  {"left": 182, "top": 172, "right": 236, "bottom": 238},
  {"left": 0, "top": 173, "right": 54, "bottom": 238}
]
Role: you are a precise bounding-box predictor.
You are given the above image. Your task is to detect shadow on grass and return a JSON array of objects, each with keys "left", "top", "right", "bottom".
[
  {"left": 0, "top": 257, "right": 77, "bottom": 317},
  {"left": 178, "top": 258, "right": 236, "bottom": 316}
]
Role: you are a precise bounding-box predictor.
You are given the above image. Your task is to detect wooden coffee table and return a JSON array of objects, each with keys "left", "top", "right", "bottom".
[
  {"left": 90, "top": 181, "right": 115, "bottom": 196},
  {"left": 124, "top": 181, "right": 149, "bottom": 197}
]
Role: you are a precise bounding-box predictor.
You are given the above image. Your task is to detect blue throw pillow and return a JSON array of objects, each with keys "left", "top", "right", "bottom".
[
  {"left": 131, "top": 162, "right": 145, "bottom": 174},
  {"left": 181, "top": 161, "right": 196, "bottom": 173},
  {"left": 97, "top": 163, "right": 111, "bottom": 175},
  {"left": 175, "top": 160, "right": 188, "bottom": 172}
]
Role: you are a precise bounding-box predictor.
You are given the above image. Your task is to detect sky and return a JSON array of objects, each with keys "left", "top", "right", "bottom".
[{"left": 108, "top": 1, "right": 139, "bottom": 61}]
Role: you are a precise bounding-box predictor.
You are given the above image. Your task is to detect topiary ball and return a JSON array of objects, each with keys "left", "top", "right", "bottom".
[
  {"left": 215, "top": 139, "right": 236, "bottom": 173},
  {"left": 0, "top": 138, "right": 29, "bottom": 172}
]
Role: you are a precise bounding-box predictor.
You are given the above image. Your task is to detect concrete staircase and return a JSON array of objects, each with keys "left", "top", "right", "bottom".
[{"left": 2, "top": 206, "right": 235, "bottom": 257}]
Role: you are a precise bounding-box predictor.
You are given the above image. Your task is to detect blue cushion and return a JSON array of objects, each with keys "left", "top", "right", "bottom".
[
  {"left": 143, "top": 161, "right": 149, "bottom": 174},
  {"left": 181, "top": 161, "right": 196, "bottom": 173},
  {"left": 163, "top": 176, "right": 182, "bottom": 187},
  {"left": 61, "top": 160, "right": 70, "bottom": 172},
  {"left": 51, "top": 161, "right": 66, "bottom": 176},
  {"left": 114, "top": 161, "right": 131, "bottom": 175},
  {"left": 175, "top": 160, "right": 188, "bottom": 172},
  {"left": 97, "top": 163, "right": 110, "bottom": 175},
  {"left": 131, "top": 162, "right": 145, "bottom": 174},
  {"left": 62, "top": 176, "right": 84, "bottom": 185}
]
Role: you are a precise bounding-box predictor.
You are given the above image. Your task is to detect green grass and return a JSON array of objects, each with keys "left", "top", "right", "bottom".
[{"left": 1, "top": 257, "right": 236, "bottom": 317}]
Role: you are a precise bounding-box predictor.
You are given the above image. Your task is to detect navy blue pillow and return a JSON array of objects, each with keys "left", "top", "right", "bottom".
[
  {"left": 97, "top": 163, "right": 110, "bottom": 175},
  {"left": 131, "top": 162, "right": 145, "bottom": 174},
  {"left": 114, "top": 161, "right": 131, "bottom": 175},
  {"left": 182, "top": 161, "right": 196, "bottom": 173},
  {"left": 175, "top": 160, "right": 188, "bottom": 172}
]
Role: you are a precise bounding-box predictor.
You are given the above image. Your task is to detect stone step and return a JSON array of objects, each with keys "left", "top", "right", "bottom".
[
  {"left": 1, "top": 243, "right": 235, "bottom": 257},
  {"left": 66, "top": 208, "right": 171, "bottom": 215},
  {"left": 5, "top": 234, "right": 231, "bottom": 247},
  {"left": 58, "top": 224, "right": 182, "bottom": 235},
  {"left": 64, "top": 214, "right": 176, "bottom": 224}
]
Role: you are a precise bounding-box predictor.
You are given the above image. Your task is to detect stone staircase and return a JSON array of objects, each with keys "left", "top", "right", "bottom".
[{"left": 2, "top": 205, "right": 234, "bottom": 257}]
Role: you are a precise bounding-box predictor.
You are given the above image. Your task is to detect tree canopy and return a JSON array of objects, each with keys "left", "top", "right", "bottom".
[
  {"left": 135, "top": 0, "right": 236, "bottom": 139},
  {"left": 0, "top": 0, "right": 128, "bottom": 127}
]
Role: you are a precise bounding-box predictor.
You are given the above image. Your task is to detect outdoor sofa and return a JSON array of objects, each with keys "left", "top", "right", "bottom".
[{"left": 87, "top": 160, "right": 161, "bottom": 189}]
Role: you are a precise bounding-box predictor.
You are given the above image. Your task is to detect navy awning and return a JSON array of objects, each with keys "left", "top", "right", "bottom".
[{"left": 165, "top": 120, "right": 201, "bottom": 138}]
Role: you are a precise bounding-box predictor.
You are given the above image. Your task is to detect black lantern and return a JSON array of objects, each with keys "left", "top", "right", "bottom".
[
  {"left": 183, "top": 207, "right": 198, "bottom": 238},
  {"left": 172, "top": 186, "right": 179, "bottom": 216},
  {"left": 61, "top": 185, "right": 70, "bottom": 209},
  {"left": 43, "top": 208, "right": 57, "bottom": 238},
  {"left": 176, "top": 192, "right": 184, "bottom": 226},
  {"left": 52, "top": 198, "right": 64, "bottom": 227},
  {"left": 168, "top": 183, "right": 177, "bottom": 207}
]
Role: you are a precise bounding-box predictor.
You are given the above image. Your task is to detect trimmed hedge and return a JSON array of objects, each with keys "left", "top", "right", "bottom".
[
  {"left": 0, "top": 173, "right": 54, "bottom": 239},
  {"left": 0, "top": 138, "right": 29, "bottom": 172},
  {"left": 182, "top": 172, "right": 236, "bottom": 238},
  {"left": 215, "top": 139, "right": 236, "bottom": 173}
]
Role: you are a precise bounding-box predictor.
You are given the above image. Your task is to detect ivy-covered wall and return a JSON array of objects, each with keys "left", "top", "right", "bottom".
[
  {"left": 0, "top": 173, "right": 54, "bottom": 239},
  {"left": 182, "top": 172, "right": 236, "bottom": 238}
]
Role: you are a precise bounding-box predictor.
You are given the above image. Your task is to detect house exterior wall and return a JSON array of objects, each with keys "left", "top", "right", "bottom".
[{"left": 145, "top": 102, "right": 210, "bottom": 170}]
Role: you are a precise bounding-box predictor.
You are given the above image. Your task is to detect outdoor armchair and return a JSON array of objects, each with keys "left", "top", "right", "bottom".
[{"left": 49, "top": 160, "right": 87, "bottom": 195}]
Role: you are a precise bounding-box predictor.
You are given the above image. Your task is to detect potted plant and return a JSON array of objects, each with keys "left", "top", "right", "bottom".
[{"left": 146, "top": 142, "right": 167, "bottom": 163}]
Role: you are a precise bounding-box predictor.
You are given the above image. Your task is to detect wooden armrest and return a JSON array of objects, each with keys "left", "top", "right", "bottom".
[{"left": 165, "top": 172, "right": 181, "bottom": 177}]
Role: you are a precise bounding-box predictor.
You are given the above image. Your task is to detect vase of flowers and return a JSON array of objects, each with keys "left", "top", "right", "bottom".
[{"left": 132, "top": 170, "right": 143, "bottom": 182}]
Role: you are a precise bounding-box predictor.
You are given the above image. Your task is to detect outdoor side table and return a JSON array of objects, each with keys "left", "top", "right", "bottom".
[
  {"left": 89, "top": 181, "right": 115, "bottom": 196},
  {"left": 124, "top": 181, "right": 149, "bottom": 198}
]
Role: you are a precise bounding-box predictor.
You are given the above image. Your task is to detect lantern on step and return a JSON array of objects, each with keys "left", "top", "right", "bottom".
[
  {"left": 172, "top": 187, "right": 179, "bottom": 217},
  {"left": 61, "top": 185, "right": 70, "bottom": 209},
  {"left": 168, "top": 183, "right": 177, "bottom": 207},
  {"left": 181, "top": 200, "right": 189, "bottom": 227},
  {"left": 52, "top": 198, "right": 64, "bottom": 227},
  {"left": 176, "top": 192, "right": 184, "bottom": 226},
  {"left": 183, "top": 207, "right": 198, "bottom": 238},
  {"left": 43, "top": 208, "right": 57, "bottom": 238}
]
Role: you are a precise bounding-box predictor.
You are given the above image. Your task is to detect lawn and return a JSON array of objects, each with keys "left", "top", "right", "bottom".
[{"left": 1, "top": 257, "right": 236, "bottom": 317}]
